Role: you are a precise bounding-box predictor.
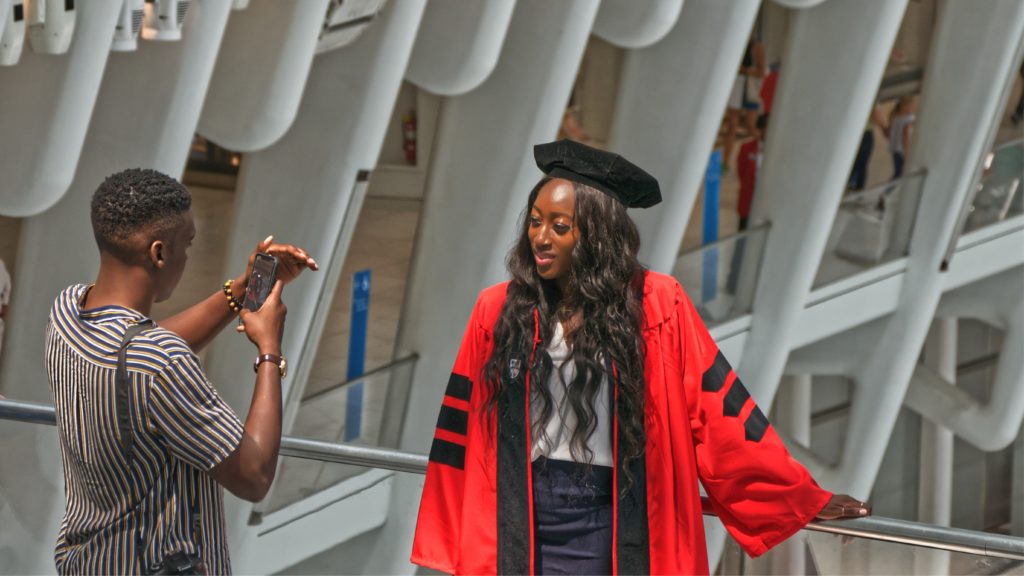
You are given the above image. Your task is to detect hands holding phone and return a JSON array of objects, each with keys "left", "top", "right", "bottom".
[
  {"left": 230, "top": 235, "right": 319, "bottom": 336},
  {"left": 239, "top": 280, "right": 286, "bottom": 355}
]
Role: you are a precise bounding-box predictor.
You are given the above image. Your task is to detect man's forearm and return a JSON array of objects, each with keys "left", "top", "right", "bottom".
[
  {"left": 160, "top": 277, "right": 245, "bottom": 351},
  {"left": 245, "top": 361, "right": 284, "bottom": 487}
]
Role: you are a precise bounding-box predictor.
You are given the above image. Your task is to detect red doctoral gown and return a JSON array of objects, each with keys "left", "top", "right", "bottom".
[{"left": 411, "top": 271, "right": 831, "bottom": 575}]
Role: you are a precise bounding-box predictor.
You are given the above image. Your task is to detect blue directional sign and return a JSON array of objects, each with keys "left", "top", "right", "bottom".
[
  {"left": 344, "top": 269, "right": 371, "bottom": 441},
  {"left": 702, "top": 150, "right": 721, "bottom": 303}
]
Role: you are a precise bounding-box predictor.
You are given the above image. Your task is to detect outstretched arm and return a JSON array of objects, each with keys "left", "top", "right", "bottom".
[{"left": 160, "top": 236, "right": 317, "bottom": 351}]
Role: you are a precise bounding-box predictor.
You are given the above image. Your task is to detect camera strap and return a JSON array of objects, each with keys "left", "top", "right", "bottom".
[
  {"left": 115, "top": 319, "right": 154, "bottom": 572},
  {"left": 116, "top": 320, "right": 204, "bottom": 574}
]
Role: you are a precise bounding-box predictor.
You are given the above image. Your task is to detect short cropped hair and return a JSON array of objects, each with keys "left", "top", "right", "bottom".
[{"left": 90, "top": 168, "right": 192, "bottom": 261}]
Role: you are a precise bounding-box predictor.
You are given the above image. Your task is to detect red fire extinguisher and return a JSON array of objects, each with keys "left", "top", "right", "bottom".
[{"left": 402, "top": 110, "right": 417, "bottom": 165}]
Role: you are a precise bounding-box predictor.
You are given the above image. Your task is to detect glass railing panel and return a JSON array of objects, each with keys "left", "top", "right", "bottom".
[
  {"left": 814, "top": 171, "right": 927, "bottom": 289},
  {"left": 301, "top": 195, "right": 422, "bottom": 401},
  {"left": 962, "top": 139, "right": 1023, "bottom": 234},
  {"left": 263, "top": 357, "right": 416, "bottom": 515},
  {"left": 719, "top": 528, "right": 1022, "bottom": 575},
  {"left": 672, "top": 224, "right": 769, "bottom": 327}
]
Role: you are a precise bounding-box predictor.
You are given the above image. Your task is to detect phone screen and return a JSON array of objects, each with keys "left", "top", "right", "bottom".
[{"left": 243, "top": 254, "right": 278, "bottom": 312}]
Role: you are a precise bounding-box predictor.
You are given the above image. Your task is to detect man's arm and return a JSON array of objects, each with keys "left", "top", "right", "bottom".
[
  {"left": 208, "top": 280, "right": 287, "bottom": 502},
  {"left": 160, "top": 236, "right": 317, "bottom": 352}
]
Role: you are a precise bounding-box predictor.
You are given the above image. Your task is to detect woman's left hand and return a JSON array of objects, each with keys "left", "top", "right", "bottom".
[{"left": 816, "top": 494, "right": 871, "bottom": 520}]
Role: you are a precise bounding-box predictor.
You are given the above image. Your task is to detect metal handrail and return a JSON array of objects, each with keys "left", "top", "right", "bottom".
[
  {"left": 839, "top": 168, "right": 927, "bottom": 208},
  {"left": 992, "top": 136, "right": 1024, "bottom": 153},
  {"left": 679, "top": 222, "right": 771, "bottom": 255},
  {"left": 2, "top": 398, "right": 1022, "bottom": 561},
  {"left": 300, "top": 353, "right": 419, "bottom": 402}
]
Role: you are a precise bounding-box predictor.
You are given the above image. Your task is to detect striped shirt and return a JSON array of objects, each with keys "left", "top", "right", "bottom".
[{"left": 46, "top": 285, "right": 244, "bottom": 574}]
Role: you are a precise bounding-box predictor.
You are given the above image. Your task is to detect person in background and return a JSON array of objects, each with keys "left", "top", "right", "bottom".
[
  {"left": 759, "top": 62, "right": 780, "bottom": 116},
  {"left": 889, "top": 95, "right": 917, "bottom": 179},
  {"left": 848, "top": 104, "right": 889, "bottom": 191},
  {"left": 724, "top": 39, "right": 766, "bottom": 172},
  {"left": 737, "top": 113, "right": 769, "bottom": 231},
  {"left": 1010, "top": 61, "right": 1023, "bottom": 126},
  {"left": 0, "top": 257, "right": 9, "bottom": 361},
  {"left": 558, "top": 104, "right": 590, "bottom": 144}
]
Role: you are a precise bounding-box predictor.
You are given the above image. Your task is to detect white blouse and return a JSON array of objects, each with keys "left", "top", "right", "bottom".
[{"left": 530, "top": 322, "right": 614, "bottom": 467}]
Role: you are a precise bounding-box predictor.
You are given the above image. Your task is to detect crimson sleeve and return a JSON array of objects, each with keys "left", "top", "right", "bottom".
[
  {"left": 676, "top": 284, "right": 832, "bottom": 557},
  {"left": 411, "top": 295, "right": 488, "bottom": 574}
]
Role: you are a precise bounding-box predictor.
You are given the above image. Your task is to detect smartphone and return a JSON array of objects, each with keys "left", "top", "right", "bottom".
[{"left": 243, "top": 253, "right": 278, "bottom": 312}]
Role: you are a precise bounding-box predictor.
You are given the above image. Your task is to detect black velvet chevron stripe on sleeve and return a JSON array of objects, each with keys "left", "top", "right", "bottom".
[
  {"left": 701, "top": 351, "right": 771, "bottom": 443},
  {"left": 722, "top": 378, "right": 751, "bottom": 417},
  {"left": 744, "top": 406, "right": 769, "bottom": 442},
  {"left": 429, "top": 438, "right": 466, "bottom": 470},
  {"left": 701, "top": 351, "right": 731, "bottom": 392},
  {"left": 436, "top": 404, "right": 469, "bottom": 435},
  {"left": 445, "top": 373, "right": 472, "bottom": 401}
]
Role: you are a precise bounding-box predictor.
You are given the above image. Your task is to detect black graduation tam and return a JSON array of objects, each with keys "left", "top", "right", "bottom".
[{"left": 533, "top": 139, "right": 661, "bottom": 208}]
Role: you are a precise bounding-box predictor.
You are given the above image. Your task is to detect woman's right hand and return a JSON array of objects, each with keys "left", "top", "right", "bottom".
[{"left": 239, "top": 280, "right": 286, "bottom": 354}]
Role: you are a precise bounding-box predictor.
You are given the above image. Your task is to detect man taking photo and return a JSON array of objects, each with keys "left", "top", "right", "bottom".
[{"left": 46, "top": 168, "right": 317, "bottom": 574}]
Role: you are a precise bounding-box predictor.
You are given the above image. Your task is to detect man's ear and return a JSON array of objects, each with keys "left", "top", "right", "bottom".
[{"left": 149, "top": 240, "right": 166, "bottom": 269}]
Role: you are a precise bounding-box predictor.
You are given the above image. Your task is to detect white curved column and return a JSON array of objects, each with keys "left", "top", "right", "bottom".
[
  {"left": 195, "top": 2, "right": 427, "bottom": 571},
  {"left": 0, "top": 0, "right": 11, "bottom": 36},
  {"left": 0, "top": 3, "right": 233, "bottom": 572},
  {"left": 197, "top": 0, "right": 329, "bottom": 151},
  {"left": 905, "top": 267, "right": 1024, "bottom": 452},
  {"left": 914, "top": 317, "right": 955, "bottom": 575},
  {"left": 772, "top": 0, "right": 827, "bottom": 8},
  {"left": 610, "top": 0, "right": 761, "bottom": 274},
  {"left": 736, "top": 0, "right": 906, "bottom": 411},
  {"left": 825, "top": 0, "right": 1024, "bottom": 497},
  {"left": 592, "top": 0, "right": 683, "bottom": 49},
  {"left": 0, "top": 2, "right": 120, "bottom": 217},
  {"left": 405, "top": 0, "right": 514, "bottom": 95}
]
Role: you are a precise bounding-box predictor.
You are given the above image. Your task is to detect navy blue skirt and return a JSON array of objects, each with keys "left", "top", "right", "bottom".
[{"left": 531, "top": 457, "right": 614, "bottom": 575}]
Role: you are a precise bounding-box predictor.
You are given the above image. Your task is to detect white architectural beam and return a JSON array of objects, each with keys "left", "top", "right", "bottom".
[
  {"left": 197, "top": 0, "right": 328, "bottom": 151},
  {"left": 0, "top": 2, "right": 120, "bottom": 216},
  {"left": 738, "top": 0, "right": 907, "bottom": 409},
  {"left": 592, "top": 0, "right": 683, "bottom": 49},
  {"left": 905, "top": 267, "right": 1024, "bottom": 452},
  {"left": 772, "top": 0, "right": 827, "bottom": 8},
  {"left": 611, "top": 0, "right": 761, "bottom": 274},
  {"left": 829, "top": 0, "right": 1024, "bottom": 497},
  {"left": 0, "top": 3, "right": 233, "bottom": 572},
  {"left": 405, "top": 0, "right": 514, "bottom": 96}
]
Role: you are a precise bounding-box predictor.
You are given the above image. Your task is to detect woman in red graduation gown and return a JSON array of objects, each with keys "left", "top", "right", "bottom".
[{"left": 411, "top": 140, "right": 869, "bottom": 575}]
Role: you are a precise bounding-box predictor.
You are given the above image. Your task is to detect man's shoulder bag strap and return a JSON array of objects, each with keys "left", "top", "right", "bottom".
[{"left": 116, "top": 319, "right": 154, "bottom": 457}]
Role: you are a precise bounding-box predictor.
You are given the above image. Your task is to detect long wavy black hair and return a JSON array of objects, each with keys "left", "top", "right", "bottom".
[{"left": 483, "top": 177, "right": 647, "bottom": 487}]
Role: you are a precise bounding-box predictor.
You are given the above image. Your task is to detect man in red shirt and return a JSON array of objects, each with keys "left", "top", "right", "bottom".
[
  {"left": 759, "top": 65, "right": 779, "bottom": 115},
  {"left": 737, "top": 113, "right": 768, "bottom": 230}
]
